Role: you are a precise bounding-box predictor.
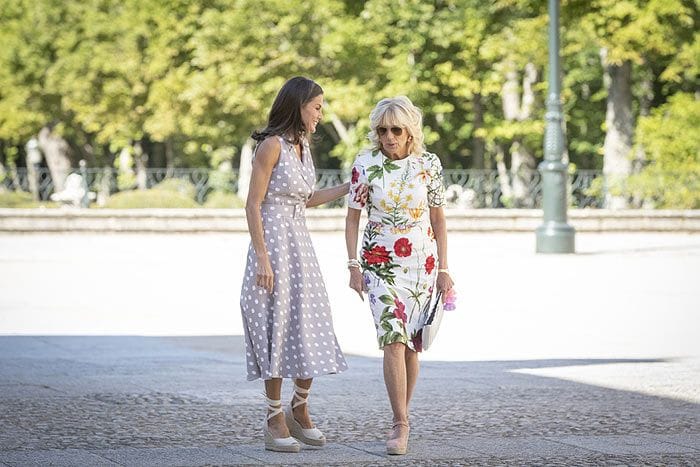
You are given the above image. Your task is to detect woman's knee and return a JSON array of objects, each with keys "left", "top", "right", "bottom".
[{"left": 384, "top": 342, "right": 407, "bottom": 358}]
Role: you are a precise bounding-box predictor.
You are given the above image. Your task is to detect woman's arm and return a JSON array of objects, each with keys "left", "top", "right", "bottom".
[
  {"left": 345, "top": 207, "right": 364, "bottom": 300},
  {"left": 245, "top": 137, "right": 280, "bottom": 292},
  {"left": 430, "top": 206, "right": 454, "bottom": 293},
  {"left": 306, "top": 182, "right": 350, "bottom": 208}
]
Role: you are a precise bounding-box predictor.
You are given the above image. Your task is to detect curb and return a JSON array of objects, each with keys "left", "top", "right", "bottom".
[{"left": 0, "top": 208, "right": 699, "bottom": 233}]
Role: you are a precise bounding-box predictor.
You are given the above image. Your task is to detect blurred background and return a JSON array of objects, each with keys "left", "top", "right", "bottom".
[{"left": 0, "top": 0, "right": 697, "bottom": 210}]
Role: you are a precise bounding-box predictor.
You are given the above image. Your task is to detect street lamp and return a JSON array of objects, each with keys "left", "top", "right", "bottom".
[{"left": 536, "top": 0, "right": 575, "bottom": 254}]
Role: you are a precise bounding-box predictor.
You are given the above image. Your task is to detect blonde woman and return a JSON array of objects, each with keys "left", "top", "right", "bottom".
[{"left": 345, "top": 96, "right": 454, "bottom": 455}]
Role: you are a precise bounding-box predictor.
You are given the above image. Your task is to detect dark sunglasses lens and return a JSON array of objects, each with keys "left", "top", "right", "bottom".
[
  {"left": 377, "top": 127, "right": 388, "bottom": 135},
  {"left": 391, "top": 127, "right": 403, "bottom": 136}
]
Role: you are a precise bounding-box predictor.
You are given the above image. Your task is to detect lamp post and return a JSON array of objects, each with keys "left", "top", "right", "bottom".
[{"left": 536, "top": 0, "right": 575, "bottom": 253}]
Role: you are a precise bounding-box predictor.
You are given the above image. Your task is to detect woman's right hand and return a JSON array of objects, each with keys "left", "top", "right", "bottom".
[
  {"left": 348, "top": 267, "right": 365, "bottom": 301},
  {"left": 256, "top": 254, "right": 274, "bottom": 293}
]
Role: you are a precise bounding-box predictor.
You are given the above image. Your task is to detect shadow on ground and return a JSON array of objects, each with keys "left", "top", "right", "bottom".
[{"left": 1, "top": 336, "right": 698, "bottom": 466}]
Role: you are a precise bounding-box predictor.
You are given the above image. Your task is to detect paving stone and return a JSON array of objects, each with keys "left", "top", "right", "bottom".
[
  {"left": 351, "top": 439, "right": 482, "bottom": 461},
  {"left": 640, "top": 433, "right": 700, "bottom": 451},
  {"left": 233, "top": 442, "right": 385, "bottom": 464},
  {"left": 95, "top": 447, "right": 254, "bottom": 466},
  {"left": 443, "top": 435, "right": 596, "bottom": 457},
  {"left": 2, "top": 335, "right": 700, "bottom": 464},
  {"left": 548, "top": 434, "right": 697, "bottom": 455},
  {"left": 0, "top": 449, "right": 119, "bottom": 466}
]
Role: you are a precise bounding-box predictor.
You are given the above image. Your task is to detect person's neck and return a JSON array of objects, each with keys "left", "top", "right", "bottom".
[
  {"left": 383, "top": 150, "right": 409, "bottom": 161},
  {"left": 284, "top": 132, "right": 304, "bottom": 144}
]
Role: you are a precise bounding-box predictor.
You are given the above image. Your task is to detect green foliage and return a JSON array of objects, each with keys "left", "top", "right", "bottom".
[
  {"left": 0, "top": 191, "right": 58, "bottom": 208},
  {"left": 0, "top": 0, "right": 697, "bottom": 200},
  {"left": 152, "top": 178, "right": 196, "bottom": 200},
  {"left": 203, "top": 191, "right": 244, "bottom": 208},
  {"left": 207, "top": 169, "right": 237, "bottom": 194},
  {"left": 103, "top": 189, "right": 198, "bottom": 208},
  {"left": 627, "top": 93, "right": 700, "bottom": 208}
]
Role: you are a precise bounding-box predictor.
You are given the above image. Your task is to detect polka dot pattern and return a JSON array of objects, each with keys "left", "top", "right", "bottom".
[{"left": 240, "top": 136, "right": 348, "bottom": 381}]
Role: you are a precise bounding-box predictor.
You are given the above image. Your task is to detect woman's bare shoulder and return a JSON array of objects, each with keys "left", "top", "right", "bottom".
[{"left": 255, "top": 136, "right": 282, "bottom": 167}]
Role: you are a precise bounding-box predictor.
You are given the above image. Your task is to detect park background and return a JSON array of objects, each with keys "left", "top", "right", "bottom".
[
  {"left": 1, "top": 1, "right": 700, "bottom": 465},
  {"left": 0, "top": 0, "right": 697, "bottom": 210}
]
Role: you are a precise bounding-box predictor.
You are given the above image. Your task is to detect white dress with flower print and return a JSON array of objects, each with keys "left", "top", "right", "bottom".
[{"left": 348, "top": 150, "right": 446, "bottom": 352}]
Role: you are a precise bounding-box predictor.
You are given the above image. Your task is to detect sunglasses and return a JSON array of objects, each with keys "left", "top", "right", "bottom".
[{"left": 377, "top": 126, "right": 405, "bottom": 137}]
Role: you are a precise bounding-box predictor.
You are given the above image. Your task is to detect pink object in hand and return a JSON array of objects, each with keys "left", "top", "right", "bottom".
[{"left": 443, "top": 288, "right": 457, "bottom": 311}]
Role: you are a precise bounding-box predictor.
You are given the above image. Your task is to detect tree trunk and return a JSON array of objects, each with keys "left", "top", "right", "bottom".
[
  {"left": 495, "top": 145, "right": 513, "bottom": 207},
  {"left": 510, "top": 141, "right": 536, "bottom": 207},
  {"left": 133, "top": 141, "right": 148, "bottom": 190},
  {"left": 501, "top": 62, "right": 538, "bottom": 207},
  {"left": 0, "top": 141, "right": 6, "bottom": 193},
  {"left": 502, "top": 64, "right": 520, "bottom": 121},
  {"left": 472, "top": 92, "right": 485, "bottom": 169},
  {"left": 165, "top": 137, "right": 175, "bottom": 173},
  {"left": 601, "top": 49, "right": 633, "bottom": 208},
  {"left": 38, "top": 126, "right": 72, "bottom": 192}
]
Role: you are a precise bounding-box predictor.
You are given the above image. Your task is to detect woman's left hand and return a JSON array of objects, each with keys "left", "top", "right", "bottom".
[
  {"left": 436, "top": 271, "right": 454, "bottom": 295},
  {"left": 353, "top": 183, "right": 369, "bottom": 206}
]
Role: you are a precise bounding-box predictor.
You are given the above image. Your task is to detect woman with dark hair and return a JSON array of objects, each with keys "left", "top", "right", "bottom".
[{"left": 240, "top": 76, "right": 352, "bottom": 452}]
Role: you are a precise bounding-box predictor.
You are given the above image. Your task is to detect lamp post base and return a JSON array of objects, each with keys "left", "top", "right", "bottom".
[{"left": 536, "top": 221, "right": 575, "bottom": 254}]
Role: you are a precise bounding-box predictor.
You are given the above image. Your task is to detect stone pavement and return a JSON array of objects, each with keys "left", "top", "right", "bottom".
[
  {"left": 1, "top": 232, "right": 699, "bottom": 465},
  {"left": 1, "top": 336, "right": 699, "bottom": 466}
]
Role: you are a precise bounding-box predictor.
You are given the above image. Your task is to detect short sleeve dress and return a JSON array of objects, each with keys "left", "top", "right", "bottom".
[
  {"left": 348, "top": 149, "right": 446, "bottom": 352},
  {"left": 240, "top": 136, "right": 348, "bottom": 381}
]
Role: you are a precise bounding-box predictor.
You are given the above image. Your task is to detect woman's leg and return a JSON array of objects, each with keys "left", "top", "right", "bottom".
[
  {"left": 383, "top": 343, "right": 409, "bottom": 425},
  {"left": 404, "top": 348, "right": 420, "bottom": 409},
  {"left": 264, "top": 378, "right": 290, "bottom": 438},
  {"left": 292, "top": 378, "right": 314, "bottom": 428}
]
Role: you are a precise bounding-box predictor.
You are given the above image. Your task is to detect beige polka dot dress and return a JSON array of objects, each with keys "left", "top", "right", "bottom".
[{"left": 240, "top": 136, "right": 348, "bottom": 381}]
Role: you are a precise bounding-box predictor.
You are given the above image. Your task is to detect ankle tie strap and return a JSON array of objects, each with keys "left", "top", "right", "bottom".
[
  {"left": 291, "top": 383, "right": 311, "bottom": 409},
  {"left": 265, "top": 396, "right": 283, "bottom": 420}
]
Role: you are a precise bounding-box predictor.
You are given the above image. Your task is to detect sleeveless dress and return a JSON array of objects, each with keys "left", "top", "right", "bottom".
[
  {"left": 240, "top": 136, "right": 348, "bottom": 381},
  {"left": 348, "top": 150, "right": 446, "bottom": 352}
]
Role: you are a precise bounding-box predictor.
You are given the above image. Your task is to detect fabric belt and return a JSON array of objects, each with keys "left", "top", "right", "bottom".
[{"left": 261, "top": 201, "right": 306, "bottom": 219}]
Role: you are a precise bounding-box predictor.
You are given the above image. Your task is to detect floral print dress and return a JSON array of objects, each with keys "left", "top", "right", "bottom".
[{"left": 348, "top": 150, "right": 446, "bottom": 352}]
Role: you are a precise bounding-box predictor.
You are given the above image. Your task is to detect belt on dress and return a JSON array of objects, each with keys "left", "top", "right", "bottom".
[{"left": 261, "top": 201, "right": 306, "bottom": 219}]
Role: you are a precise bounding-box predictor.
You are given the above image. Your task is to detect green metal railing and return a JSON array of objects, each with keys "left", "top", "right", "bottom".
[{"left": 3, "top": 167, "right": 607, "bottom": 208}]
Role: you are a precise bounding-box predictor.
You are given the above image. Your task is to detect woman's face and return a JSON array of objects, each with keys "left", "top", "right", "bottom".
[
  {"left": 378, "top": 124, "right": 410, "bottom": 158},
  {"left": 301, "top": 94, "right": 324, "bottom": 134}
]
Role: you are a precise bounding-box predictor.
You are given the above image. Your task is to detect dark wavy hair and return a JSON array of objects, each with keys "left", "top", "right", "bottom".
[{"left": 251, "top": 76, "right": 323, "bottom": 144}]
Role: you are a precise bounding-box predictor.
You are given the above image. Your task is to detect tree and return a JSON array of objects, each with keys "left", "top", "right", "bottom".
[
  {"left": 625, "top": 93, "right": 700, "bottom": 208},
  {"left": 572, "top": 0, "right": 697, "bottom": 207}
]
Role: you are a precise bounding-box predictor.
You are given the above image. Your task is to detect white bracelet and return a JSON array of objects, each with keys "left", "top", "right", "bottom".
[
  {"left": 347, "top": 259, "right": 361, "bottom": 269},
  {"left": 438, "top": 268, "right": 450, "bottom": 274}
]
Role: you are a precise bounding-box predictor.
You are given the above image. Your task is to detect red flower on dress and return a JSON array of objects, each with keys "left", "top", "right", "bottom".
[
  {"left": 411, "top": 331, "right": 423, "bottom": 352},
  {"left": 424, "top": 255, "right": 436, "bottom": 274},
  {"left": 393, "top": 238, "right": 413, "bottom": 257},
  {"left": 393, "top": 298, "right": 407, "bottom": 322},
  {"left": 351, "top": 166, "right": 360, "bottom": 184},
  {"left": 362, "top": 245, "right": 391, "bottom": 264},
  {"left": 427, "top": 226, "right": 434, "bottom": 240}
]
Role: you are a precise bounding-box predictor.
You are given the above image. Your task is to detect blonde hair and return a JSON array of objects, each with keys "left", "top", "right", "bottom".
[{"left": 367, "top": 96, "right": 425, "bottom": 157}]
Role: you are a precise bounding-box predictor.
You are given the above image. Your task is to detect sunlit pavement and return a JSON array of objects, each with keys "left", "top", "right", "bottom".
[{"left": 1, "top": 232, "right": 699, "bottom": 465}]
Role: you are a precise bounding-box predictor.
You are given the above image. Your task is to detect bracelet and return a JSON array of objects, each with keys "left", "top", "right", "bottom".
[
  {"left": 347, "top": 259, "right": 361, "bottom": 269},
  {"left": 438, "top": 268, "right": 450, "bottom": 274}
]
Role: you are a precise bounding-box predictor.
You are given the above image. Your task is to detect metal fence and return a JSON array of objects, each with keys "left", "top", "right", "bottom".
[{"left": 2, "top": 167, "right": 605, "bottom": 208}]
